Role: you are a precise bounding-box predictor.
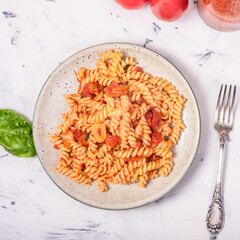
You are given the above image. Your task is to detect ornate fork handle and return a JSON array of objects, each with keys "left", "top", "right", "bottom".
[
  {"left": 206, "top": 133, "right": 226, "bottom": 235},
  {"left": 206, "top": 182, "right": 224, "bottom": 235}
]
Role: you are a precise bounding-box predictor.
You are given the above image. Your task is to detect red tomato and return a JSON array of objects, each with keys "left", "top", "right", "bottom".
[
  {"left": 79, "top": 163, "right": 85, "bottom": 170},
  {"left": 148, "top": 170, "right": 154, "bottom": 177},
  {"left": 115, "top": 0, "right": 149, "bottom": 10},
  {"left": 82, "top": 82, "right": 100, "bottom": 97},
  {"left": 105, "top": 135, "right": 121, "bottom": 148},
  {"left": 145, "top": 108, "right": 161, "bottom": 130},
  {"left": 150, "top": 131, "right": 163, "bottom": 145},
  {"left": 104, "top": 82, "right": 118, "bottom": 96},
  {"left": 74, "top": 129, "right": 89, "bottom": 146},
  {"left": 150, "top": 0, "right": 188, "bottom": 22},
  {"left": 149, "top": 154, "right": 160, "bottom": 161},
  {"left": 134, "top": 67, "right": 143, "bottom": 72},
  {"left": 104, "top": 82, "right": 128, "bottom": 97},
  {"left": 97, "top": 142, "right": 104, "bottom": 148}
]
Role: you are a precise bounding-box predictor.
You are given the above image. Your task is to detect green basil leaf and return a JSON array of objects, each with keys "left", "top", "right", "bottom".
[
  {"left": 123, "top": 64, "right": 130, "bottom": 70},
  {"left": 84, "top": 133, "right": 90, "bottom": 141},
  {"left": 0, "top": 109, "right": 36, "bottom": 157}
]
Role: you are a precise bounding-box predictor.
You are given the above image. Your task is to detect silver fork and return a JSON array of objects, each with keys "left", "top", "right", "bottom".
[{"left": 206, "top": 84, "right": 236, "bottom": 237}]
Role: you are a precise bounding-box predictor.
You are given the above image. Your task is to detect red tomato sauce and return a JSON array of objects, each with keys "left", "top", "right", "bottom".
[
  {"left": 82, "top": 82, "right": 100, "bottom": 98},
  {"left": 150, "top": 131, "right": 163, "bottom": 145},
  {"left": 145, "top": 108, "right": 161, "bottom": 130},
  {"left": 74, "top": 129, "right": 88, "bottom": 146},
  {"left": 105, "top": 135, "right": 121, "bottom": 148},
  {"left": 104, "top": 82, "right": 128, "bottom": 97}
]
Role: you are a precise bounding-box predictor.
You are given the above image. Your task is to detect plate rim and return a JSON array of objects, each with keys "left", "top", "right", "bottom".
[{"left": 32, "top": 42, "right": 201, "bottom": 210}]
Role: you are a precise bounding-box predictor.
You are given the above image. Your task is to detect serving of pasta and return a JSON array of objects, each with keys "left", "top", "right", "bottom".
[{"left": 49, "top": 50, "right": 186, "bottom": 192}]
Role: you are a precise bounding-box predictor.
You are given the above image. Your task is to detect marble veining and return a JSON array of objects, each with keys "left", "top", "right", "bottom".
[
  {"left": 1, "top": 0, "right": 240, "bottom": 239},
  {"left": 143, "top": 38, "right": 153, "bottom": 48},
  {"left": 152, "top": 22, "right": 161, "bottom": 34},
  {"left": 2, "top": 11, "right": 17, "bottom": 19}
]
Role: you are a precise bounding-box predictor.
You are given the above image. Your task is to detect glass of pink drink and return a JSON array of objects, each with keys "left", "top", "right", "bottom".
[{"left": 198, "top": 0, "right": 240, "bottom": 31}]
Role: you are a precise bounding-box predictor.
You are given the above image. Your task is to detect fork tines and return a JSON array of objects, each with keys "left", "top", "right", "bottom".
[{"left": 215, "top": 84, "right": 236, "bottom": 125}]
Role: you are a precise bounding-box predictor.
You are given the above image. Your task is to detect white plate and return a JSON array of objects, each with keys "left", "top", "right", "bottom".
[{"left": 33, "top": 43, "right": 200, "bottom": 210}]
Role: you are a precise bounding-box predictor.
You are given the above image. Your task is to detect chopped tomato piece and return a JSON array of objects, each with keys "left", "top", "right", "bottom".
[
  {"left": 82, "top": 82, "right": 100, "bottom": 97},
  {"left": 111, "top": 85, "right": 129, "bottom": 96},
  {"left": 60, "top": 157, "right": 66, "bottom": 164},
  {"left": 74, "top": 129, "right": 89, "bottom": 146},
  {"left": 147, "top": 170, "right": 154, "bottom": 177},
  {"left": 80, "top": 163, "right": 85, "bottom": 168},
  {"left": 74, "top": 129, "right": 81, "bottom": 141},
  {"left": 104, "top": 82, "right": 118, "bottom": 96},
  {"left": 105, "top": 135, "right": 121, "bottom": 148},
  {"left": 104, "top": 82, "right": 128, "bottom": 97},
  {"left": 54, "top": 144, "right": 59, "bottom": 149},
  {"left": 149, "top": 154, "right": 160, "bottom": 161},
  {"left": 134, "top": 67, "right": 142, "bottom": 72},
  {"left": 145, "top": 108, "right": 161, "bottom": 130},
  {"left": 97, "top": 142, "right": 104, "bottom": 148},
  {"left": 150, "top": 131, "right": 163, "bottom": 145}
]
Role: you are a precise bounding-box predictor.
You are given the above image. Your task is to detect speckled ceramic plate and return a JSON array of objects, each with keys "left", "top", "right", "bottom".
[{"left": 33, "top": 43, "right": 200, "bottom": 210}]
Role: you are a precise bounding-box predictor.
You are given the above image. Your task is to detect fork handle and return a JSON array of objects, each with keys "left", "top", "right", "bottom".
[
  {"left": 206, "top": 134, "right": 226, "bottom": 235},
  {"left": 206, "top": 182, "right": 224, "bottom": 235}
]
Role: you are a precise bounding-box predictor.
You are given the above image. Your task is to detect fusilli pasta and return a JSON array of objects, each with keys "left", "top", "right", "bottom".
[{"left": 49, "top": 50, "right": 186, "bottom": 191}]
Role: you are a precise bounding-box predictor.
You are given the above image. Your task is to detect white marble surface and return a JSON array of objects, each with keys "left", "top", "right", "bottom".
[{"left": 0, "top": 0, "right": 240, "bottom": 239}]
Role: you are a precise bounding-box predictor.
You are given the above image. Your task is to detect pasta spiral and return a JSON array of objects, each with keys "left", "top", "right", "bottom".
[{"left": 49, "top": 50, "right": 186, "bottom": 192}]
